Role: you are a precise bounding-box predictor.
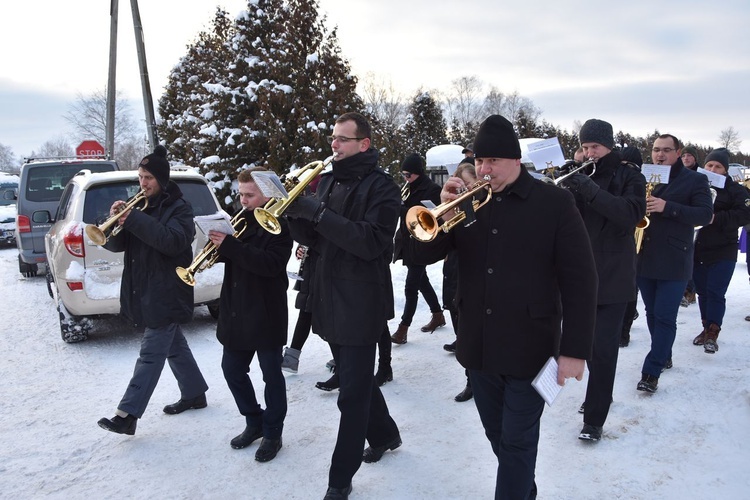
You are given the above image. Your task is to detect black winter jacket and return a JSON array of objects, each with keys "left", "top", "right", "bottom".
[
  {"left": 694, "top": 177, "right": 750, "bottom": 264},
  {"left": 393, "top": 174, "right": 442, "bottom": 264},
  {"left": 571, "top": 151, "right": 646, "bottom": 304},
  {"left": 104, "top": 182, "right": 195, "bottom": 328},
  {"left": 215, "top": 212, "right": 292, "bottom": 351},
  {"left": 288, "top": 148, "right": 400, "bottom": 346}
]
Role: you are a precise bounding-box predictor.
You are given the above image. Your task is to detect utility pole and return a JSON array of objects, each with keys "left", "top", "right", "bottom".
[
  {"left": 130, "top": 0, "right": 158, "bottom": 150},
  {"left": 105, "top": 0, "right": 118, "bottom": 160}
]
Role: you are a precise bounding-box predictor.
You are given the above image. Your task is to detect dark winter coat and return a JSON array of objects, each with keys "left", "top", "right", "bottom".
[
  {"left": 288, "top": 148, "right": 400, "bottom": 346},
  {"left": 411, "top": 167, "right": 598, "bottom": 379},
  {"left": 293, "top": 246, "right": 318, "bottom": 313},
  {"left": 393, "top": 174, "right": 442, "bottom": 265},
  {"left": 637, "top": 160, "right": 714, "bottom": 281},
  {"left": 214, "top": 212, "right": 292, "bottom": 351},
  {"left": 571, "top": 151, "right": 646, "bottom": 304},
  {"left": 104, "top": 181, "right": 195, "bottom": 328},
  {"left": 694, "top": 177, "right": 750, "bottom": 264}
]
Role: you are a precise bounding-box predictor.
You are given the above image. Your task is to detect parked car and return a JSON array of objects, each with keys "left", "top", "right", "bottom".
[
  {"left": 45, "top": 168, "right": 224, "bottom": 342},
  {"left": 16, "top": 158, "right": 119, "bottom": 277},
  {"left": 0, "top": 174, "right": 19, "bottom": 246}
]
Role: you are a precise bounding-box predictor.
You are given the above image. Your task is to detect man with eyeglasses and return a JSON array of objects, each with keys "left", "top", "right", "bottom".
[
  {"left": 285, "top": 112, "right": 402, "bottom": 500},
  {"left": 391, "top": 153, "right": 445, "bottom": 346},
  {"left": 635, "top": 134, "right": 713, "bottom": 393}
]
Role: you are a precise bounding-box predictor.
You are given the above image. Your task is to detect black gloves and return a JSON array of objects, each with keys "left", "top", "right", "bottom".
[
  {"left": 563, "top": 173, "right": 600, "bottom": 203},
  {"left": 285, "top": 196, "right": 324, "bottom": 222}
]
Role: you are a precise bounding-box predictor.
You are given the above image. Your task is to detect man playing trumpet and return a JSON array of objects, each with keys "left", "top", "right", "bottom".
[{"left": 98, "top": 146, "right": 208, "bottom": 436}]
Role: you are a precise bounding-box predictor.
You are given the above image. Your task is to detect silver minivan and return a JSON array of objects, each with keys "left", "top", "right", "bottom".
[{"left": 16, "top": 158, "right": 119, "bottom": 277}]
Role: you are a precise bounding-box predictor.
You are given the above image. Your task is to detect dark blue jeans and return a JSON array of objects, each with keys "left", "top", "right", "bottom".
[
  {"left": 693, "top": 260, "right": 735, "bottom": 327},
  {"left": 469, "top": 370, "right": 544, "bottom": 500},
  {"left": 637, "top": 277, "right": 687, "bottom": 377},
  {"left": 221, "top": 346, "right": 286, "bottom": 439},
  {"left": 400, "top": 264, "right": 442, "bottom": 326}
]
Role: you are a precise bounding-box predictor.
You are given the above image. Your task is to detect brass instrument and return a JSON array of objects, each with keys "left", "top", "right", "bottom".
[
  {"left": 176, "top": 208, "right": 248, "bottom": 286},
  {"left": 401, "top": 183, "right": 410, "bottom": 202},
  {"left": 634, "top": 182, "right": 655, "bottom": 253},
  {"left": 255, "top": 156, "right": 335, "bottom": 234},
  {"left": 542, "top": 159, "right": 596, "bottom": 186},
  {"left": 405, "top": 176, "right": 493, "bottom": 242},
  {"left": 85, "top": 190, "right": 148, "bottom": 246}
]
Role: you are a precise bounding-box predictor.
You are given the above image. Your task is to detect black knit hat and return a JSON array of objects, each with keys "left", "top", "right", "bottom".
[
  {"left": 139, "top": 145, "right": 170, "bottom": 189},
  {"left": 473, "top": 115, "right": 521, "bottom": 159},
  {"left": 705, "top": 148, "right": 730, "bottom": 170},
  {"left": 579, "top": 119, "right": 614, "bottom": 150},
  {"left": 401, "top": 153, "right": 425, "bottom": 175}
]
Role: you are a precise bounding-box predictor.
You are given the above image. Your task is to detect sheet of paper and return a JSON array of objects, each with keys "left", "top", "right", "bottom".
[
  {"left": 531, "top": 356, "right": 562, "bottom": 406},
  {"left": 526, "top": 137, "right": 566, "bottom": 171},
  {"left": 194, "top": 211, "right": 235, "bottom": 236},
  {"left": 697, "top": 167, "right": 727, "bottom": 189},
  {"left": 641, "top": 164, "right": 671, "bottom": 185},
  {"left": 251, "top": 171, "right": 289, "bottom": 199}
]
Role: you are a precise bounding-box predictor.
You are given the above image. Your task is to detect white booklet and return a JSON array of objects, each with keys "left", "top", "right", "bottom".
[
  {"left": 194, "top": 211, "right": 234, "bottom": 236},
  {"left": 531, "top": 356, "right": 562, "bottom": 406}
]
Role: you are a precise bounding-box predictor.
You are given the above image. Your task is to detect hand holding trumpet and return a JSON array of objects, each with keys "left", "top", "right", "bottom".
[{"left": 645, "top": 195, "right": 666, "bottom": 214}]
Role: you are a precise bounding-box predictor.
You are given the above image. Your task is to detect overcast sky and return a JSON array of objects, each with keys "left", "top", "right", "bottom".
[{"left": 1, "top": 0, "right": 748, "bottom": 159}]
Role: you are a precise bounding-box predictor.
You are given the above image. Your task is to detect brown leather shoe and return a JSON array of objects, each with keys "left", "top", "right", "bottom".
[
  {"left": 704, "top": 323, "right": 720, "bottom": 353},
  {"left": 420, "top": 311, "right": 446, "bottom": 333},
  {"left": 391, "top": 324, "right": 408, "bottom": 344}
]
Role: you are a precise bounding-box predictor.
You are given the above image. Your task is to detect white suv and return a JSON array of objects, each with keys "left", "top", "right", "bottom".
[{"left": 45, "top": 168, "right": 225, "bottom": 342}]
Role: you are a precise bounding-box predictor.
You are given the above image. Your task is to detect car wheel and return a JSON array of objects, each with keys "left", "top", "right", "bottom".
[
  {"left": 207, "top": 303, "right": 220, "bottom": 319},
  {"left": 57, "top": 296, "right": 91, "bottom": 343}
]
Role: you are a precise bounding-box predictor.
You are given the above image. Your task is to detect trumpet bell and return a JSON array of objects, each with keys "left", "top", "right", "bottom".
[
  {"left": 85, "top": 225, "right": 108, "bottom": 246},
  {"left": 406, "top": 206, "right": 439, "bottom": 243},
  {"left": 176, "top": 266, "right": 196, "bottom": 286},
  {"left": 254, "top": 207, "right": 282, "bottom": 235}
]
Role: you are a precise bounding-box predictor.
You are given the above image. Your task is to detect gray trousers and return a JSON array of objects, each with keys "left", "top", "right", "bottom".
[{"left": 118, "top": 323, "right": 208, "bottom": 418}]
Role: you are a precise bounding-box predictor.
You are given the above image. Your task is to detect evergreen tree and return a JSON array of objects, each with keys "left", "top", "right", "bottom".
[{"left": 400, "top": 91, "right": 448, "bottom": 158}]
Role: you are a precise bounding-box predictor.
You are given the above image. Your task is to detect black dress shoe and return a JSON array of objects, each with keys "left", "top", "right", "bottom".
[
  {"left": 255, "top": 437, "right": 282, "bottom": 462},
  {"left": 230, "top": 426, "right": 263, "bottom": 449},
  {"left": 315, "top": 374, "right": 340, "bottom": 391},
  {"left": 163, "top": 393, "right": 207, "bottom": 415},
  {"left": 98, "top": 414, "right": 137, "bottom": 435},
  {"left": 637, "top": 374, "right": 658, "bottom": 393},
  {"left": 323, "top": 483, "right": 352, "bottom": 500},
  {"left": 454, "top": 385, "right": 473, "bottom": 402},
  {"left": 362, "top": 434, "right": 401, "bottom": 463},
  {"left": 443, "top": 340, "right": 457, "bottom": 353}
]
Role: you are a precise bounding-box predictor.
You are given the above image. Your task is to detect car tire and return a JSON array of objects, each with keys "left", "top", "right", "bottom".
[
  {"left": 207, "top": 303, "right": 220, "bottom": 319},
  {"left": 57, "top": 296, "right": 91, "bottom": 343}
]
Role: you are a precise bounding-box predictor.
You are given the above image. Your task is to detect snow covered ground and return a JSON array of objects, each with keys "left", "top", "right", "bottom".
[{"left": 1, "top": 243, "right": 749, "bottom": 499}]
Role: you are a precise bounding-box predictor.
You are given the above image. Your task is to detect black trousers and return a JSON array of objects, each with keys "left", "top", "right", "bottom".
[
  {"left": 221, "top": 346, "right": 287, "bottom": 439},
  {"left": 328, "top": 342, "right": 399, "bottom": 489},
  {"left": 583, "top": 302, "right": 627, "bottom": 427},
  {"left": 400, "top": 264, "right": 442, "bottom": 325}
]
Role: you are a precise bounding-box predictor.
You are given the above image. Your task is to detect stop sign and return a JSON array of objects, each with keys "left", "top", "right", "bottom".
[{"left": 76, "top": 140, "right": 106, "bottom": 158}]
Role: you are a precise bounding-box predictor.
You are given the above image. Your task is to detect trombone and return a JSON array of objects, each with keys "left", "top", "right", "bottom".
[
  {"left": 176, "top": 208, "right": 248, "bottom": 286},
  {"left": 405, "top": 176, "right": 493, "bottom": 242},
  {"left": 85, "top": 190, "right": 148, "bottom": 246},
  {"left": 255, "top": 155, "right": 335, "bottom": 234}
]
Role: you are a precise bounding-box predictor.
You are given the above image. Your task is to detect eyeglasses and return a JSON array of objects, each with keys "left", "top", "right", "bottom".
[
  {"left": 652, "top": 147, "right": 676, "bottom": 153},
  {"left": 401, "top": 172, "right": 413, "bottom": 179},
  {"left": 327, "top": 135, "right": 365, "bottom": 144}
]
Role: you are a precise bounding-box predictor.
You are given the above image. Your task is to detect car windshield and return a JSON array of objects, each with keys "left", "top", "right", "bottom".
[{"left": 83, "top": 179, "right": 218, "bottom": 224}]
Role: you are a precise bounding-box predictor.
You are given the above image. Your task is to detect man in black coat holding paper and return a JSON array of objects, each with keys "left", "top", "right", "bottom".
[
  {"left": 411, "top": 115, "right": 598, "bottom": 499},
  {"left": 208, "top": 167, "right": 293, "bottom": 462},
  {"left": 560, "top": 119, "right": 646, "bottom": 441}
]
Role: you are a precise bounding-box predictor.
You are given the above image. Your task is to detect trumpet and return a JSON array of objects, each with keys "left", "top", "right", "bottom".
[
  {"left": 85, "top": 190, "right": 148, "bottom": 246},
  {"left": 634, "top": 182, "right": 655, "bottom": 253},
  {"left": 542, "top": 159, "right": 596, "bottom": 186},
  {"left": 405, "top": 176, "right": 493, "bottom": 242},
  {"left": 255, "top": 155, "right": 334, "bottom": 234},
  {"left": 176, "top": 208, "right": 248, "bottom": 286}
]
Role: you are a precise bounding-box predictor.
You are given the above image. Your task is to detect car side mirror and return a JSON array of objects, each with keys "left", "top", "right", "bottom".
[{"left": 32, "top": 211, "right": 52, "bottom": 224}]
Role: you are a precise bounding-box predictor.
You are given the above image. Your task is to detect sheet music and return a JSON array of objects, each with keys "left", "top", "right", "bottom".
[
  {"left": 251, "top": 171, "right": 289, "bottom": 199},
  {"left": 526, "top": 137, "right": 566, "bottom": 171},
  {"left": 194, "top": 211, "right": 234, "bottom": 236},
  {"left": 531, "top": 356, "right": 562, "bottom": 406},
  {"left": 697, "top": 167, "right": 727, "bottom": 189},
  {"left": 640, "top": 164, "right": 671, "bottom": 184}
]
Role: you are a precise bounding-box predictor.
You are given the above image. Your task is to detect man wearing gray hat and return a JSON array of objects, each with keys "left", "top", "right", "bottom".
[{"left": 562, "top": 118, "right": 646, "bottom": 441}]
